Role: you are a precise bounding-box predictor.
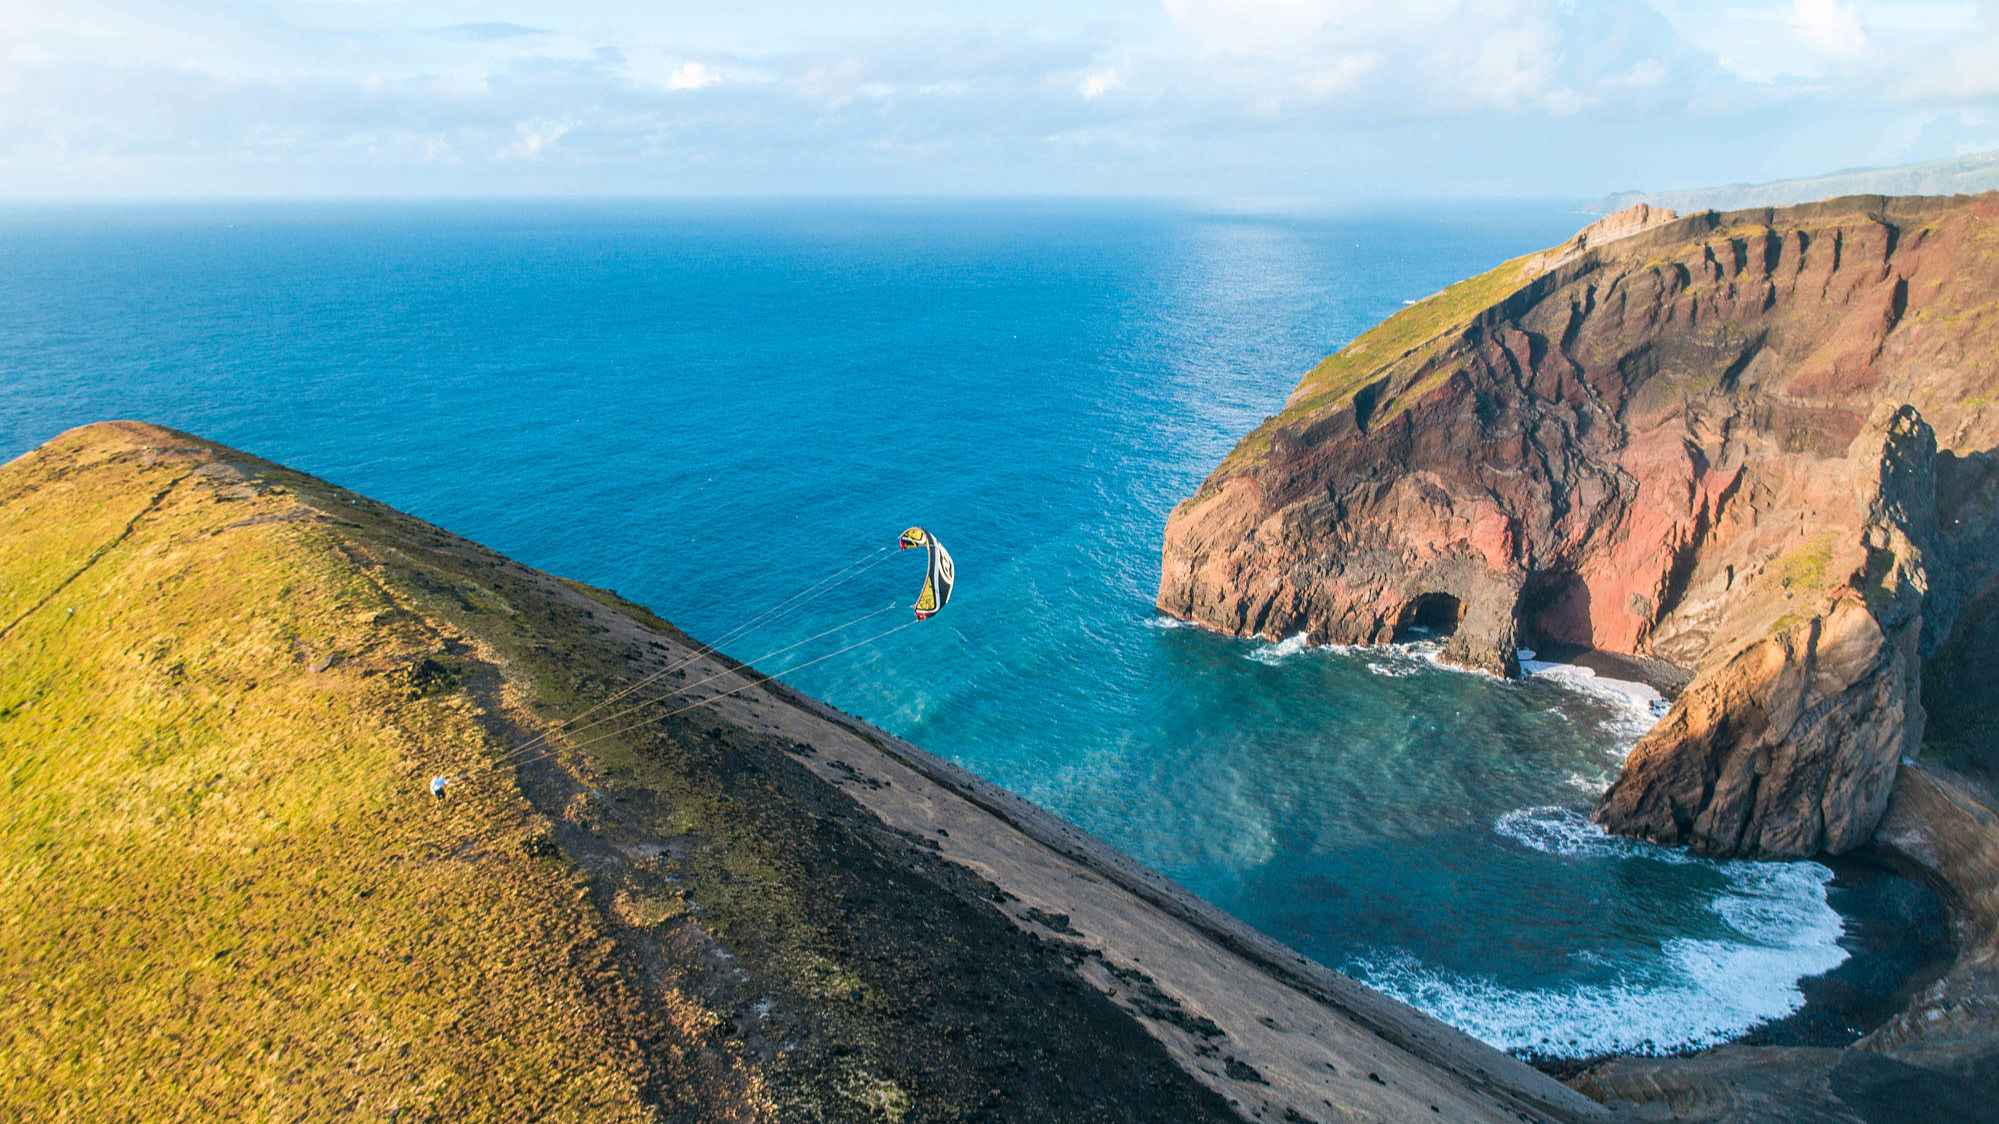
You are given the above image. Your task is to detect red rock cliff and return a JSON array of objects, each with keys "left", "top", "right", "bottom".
[{"left": 1159, "top": 194, "right": 1999, "bottom": 857}]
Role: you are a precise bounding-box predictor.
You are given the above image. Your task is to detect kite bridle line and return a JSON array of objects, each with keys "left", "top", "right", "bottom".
[
  {"left": 480, "top": 598, "right": 903, "bottom": 774},
  {"left": 493, "top": 616, "right": 920, "bottom": 778},
  {"left": 488, "top": 545, "right": 895, "bottom": 767}
]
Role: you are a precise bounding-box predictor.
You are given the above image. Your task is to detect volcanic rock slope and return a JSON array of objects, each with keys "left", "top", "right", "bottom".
[
  {"left": 1159, "top": 194, "right": 1999, "bottom": 858},
  {"left": 0, "top": 423, "right": 1602, "bottom": 1123}
]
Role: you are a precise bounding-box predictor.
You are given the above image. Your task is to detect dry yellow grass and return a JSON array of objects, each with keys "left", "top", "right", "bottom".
[{"left": 0, "top": 424, "right": 732, "bottom": 1121}]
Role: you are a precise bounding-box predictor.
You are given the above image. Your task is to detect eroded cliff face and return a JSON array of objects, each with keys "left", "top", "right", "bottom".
[
  {"left": 1596, "top": 406, "right": 1935, "bottom": 855},
  {"left": 1160, "top": 194, "right": 1999, "bottom": 857}
]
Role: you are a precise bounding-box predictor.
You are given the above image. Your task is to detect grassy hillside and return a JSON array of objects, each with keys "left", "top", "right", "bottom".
[
  {"left": 0, "top": 423, "right": 1236, "bottom": 1122},
  {"left": 1, "top": 425, "right": 710, "bottom": 1119}
]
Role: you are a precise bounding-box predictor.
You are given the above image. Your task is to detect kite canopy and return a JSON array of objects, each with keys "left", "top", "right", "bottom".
[{"left": 899, "top": 527, "right": 955, "bottom": 620}]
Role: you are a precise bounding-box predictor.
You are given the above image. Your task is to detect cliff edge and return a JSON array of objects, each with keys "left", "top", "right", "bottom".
[{"left": 1159, "top": 194, "right": 1999, "bottom": 861}]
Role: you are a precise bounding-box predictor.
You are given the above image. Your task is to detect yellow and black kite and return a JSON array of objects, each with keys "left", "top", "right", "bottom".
[{"left": 898, "top": 527, "right": 955, "bottom": 621}]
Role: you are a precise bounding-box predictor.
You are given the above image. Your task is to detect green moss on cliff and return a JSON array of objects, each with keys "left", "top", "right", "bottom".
[
  {"left": 1773, "top": 535, "right": 1836, "bottom": 594},
  {"left": 1294, "top": 254, "right": 1536, "bottom": 411}
]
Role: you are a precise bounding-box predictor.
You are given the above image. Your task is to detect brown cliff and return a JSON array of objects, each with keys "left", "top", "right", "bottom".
[{"left": 1159, "top": 193, "right": 1999, "bottom": 859}]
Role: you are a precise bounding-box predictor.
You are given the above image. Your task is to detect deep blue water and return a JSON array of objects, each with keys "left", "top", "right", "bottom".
[{"left": 0, "top": 201, "right": 1946, "bottom": 1058}]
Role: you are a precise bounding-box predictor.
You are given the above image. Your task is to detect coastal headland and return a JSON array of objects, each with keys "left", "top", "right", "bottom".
[{"left": 1159, "top": 193, "right": 1999, "bottom": 1118}]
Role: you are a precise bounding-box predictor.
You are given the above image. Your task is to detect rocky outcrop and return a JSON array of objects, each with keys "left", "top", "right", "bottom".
[
  {"left": 1523, "top": 202, "right": 1679, "bottom": 275},
  {"left": 1160, "top": 193, "right": 1999, "bottom": 857},
  {"left": 1596, "top": 406, "right": 1935, "bottom": 855}
]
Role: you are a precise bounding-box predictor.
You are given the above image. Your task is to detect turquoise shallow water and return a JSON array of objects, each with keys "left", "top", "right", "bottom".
[{"left": 0, "top": 201, "right": 1945, "bottom": 1058}]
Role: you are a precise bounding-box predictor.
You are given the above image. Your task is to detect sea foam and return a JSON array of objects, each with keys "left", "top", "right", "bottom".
[
  {"left": 1350, "top": 922, "right": 1844, "bottom": 1059},
  {"left": 1520, "top": 658, "right": 1668, "bottom": 748},
  {"left": 1387, "top": 805, "right": 1855, "bottom": 1057},
  {"left": 1243, "top": 632, "right": 1315, "bottom": 664},
  {"left": 1495, "top": 805, "right": 1689, "bottom": 863}
]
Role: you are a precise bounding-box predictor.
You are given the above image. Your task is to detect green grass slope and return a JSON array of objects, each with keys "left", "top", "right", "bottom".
[
  {"left": 0, "top": 426, "right": 691, "bottom": 1119},
  {"left": 1, "top": 423, "right": 1237, "bottom": 1122}
]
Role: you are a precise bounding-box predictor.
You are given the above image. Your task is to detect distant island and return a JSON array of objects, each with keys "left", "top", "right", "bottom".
[{"left": 1591, "top": 150, "right": 1999, "bottom": 213}]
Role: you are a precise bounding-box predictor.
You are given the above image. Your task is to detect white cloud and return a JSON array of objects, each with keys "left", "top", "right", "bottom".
[
  {"left": 666, "top": 61, "right": 722, "bottom": 91},
  {"left": 500, "top": 118, "right": 574, "bottom": 160},
  {"left": 3, "top": 1, "right": 1998, "bottom": 199},
  {"left": 1302, "top": 52, "right": 1379, "bottom": 97},
  {"left": 1609, "top": 58, "right": 1668, "bottom": 88},
  {"left": 620, "top": 48, "right": 774, "bottom": 95},
  {"left": 1156, "top": 0, "right": 1611, "bottom": 115},
  {"left": 1077, "top": 67, "right": 1121, "bottom": 100},
  {"left": 797, "top": 60, "right": 897, "bottom": 107},
  {"left": 1790, "top": 0, "right": 1868, "bottom": 57}
]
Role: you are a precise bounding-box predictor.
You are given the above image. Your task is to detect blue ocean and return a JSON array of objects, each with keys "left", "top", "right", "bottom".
[{"left": 0, "top": 200, "right": 1944, "bottom": 1059}]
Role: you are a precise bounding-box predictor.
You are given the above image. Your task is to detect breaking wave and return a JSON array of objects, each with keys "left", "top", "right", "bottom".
[
  {"left": 1242, "top": 632, "right": 1316, "bottom": 664},
  {"left": 1521, "top": 658, "right": 1670, "bottom": 749},
  {"left": 1366, "top": 806, "right": 1853, "bottom": 1057},
  {"left": 1493, "top": 805, "right": 1688, "bottom": 863}
]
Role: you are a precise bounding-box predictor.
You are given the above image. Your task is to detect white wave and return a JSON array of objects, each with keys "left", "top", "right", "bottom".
[
  {"left": 1712, "top": 861, "right": 1847, "bottom": 947},
  {"left": 1560, "top": 769, "right": 1612, "bottom": 796},
  {"left": 1521, "top": 658, "right": 1668, "bottom": 748},
  {"left": 1144, "top": 615, "right": 1197, "bottom": 630},
  {"left": 1325, "top": 635, "right": 1503, "bottom": 680},
  {"left": 1351, "top": 935, "right": 1840, "bottom": 1058},
  {"left": 1235, "top": 631, "right": 1524, "bottom": 683},
  {"left": 1494, "top": 806, "right": 1689, "bottom": 864},
  {"left": 1363, "top": 641, "right": 1439, "bottom": 677},
  {"left": 1357, "top": 808, "right": 1848, "bottom": 1057},
  {"left": 1243, "top": 632, "right": 1314, "bottom": 664}
]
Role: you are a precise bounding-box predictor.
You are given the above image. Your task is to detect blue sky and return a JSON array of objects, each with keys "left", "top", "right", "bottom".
[{"left": 4, "top": 1, "right": 1997, "bottom": 201}]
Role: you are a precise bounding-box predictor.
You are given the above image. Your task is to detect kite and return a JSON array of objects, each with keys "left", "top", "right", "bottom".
[{"left": 899, "top": 527, "right": 955, "bottom": 620}]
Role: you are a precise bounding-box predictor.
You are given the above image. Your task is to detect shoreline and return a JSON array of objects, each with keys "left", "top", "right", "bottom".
[
  {"left": 1241, "top": 628, "right": 1968, "bottom": 1080},
  {"left": 1185, "top": 623, "right": 1937, "bottom": 1072},
  {"left": 1521, "top": 844, "right": 1959, "bottom": 1081},
  {"left": 1522, "top": 641, "right": 1692, "bottom": 700},
  {"left": 1167, "top": 624, "right": 1951, "bottom": 1072},
  {"left": 1573, "top": 761, "right": 1999, "bottom": 1116},
  {"left": 1526, "top": 645, "right": 1969, "bottom": 1069},
  {"left": 1341, "top": 633, "right": 1995, "bottom": 1112}
]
